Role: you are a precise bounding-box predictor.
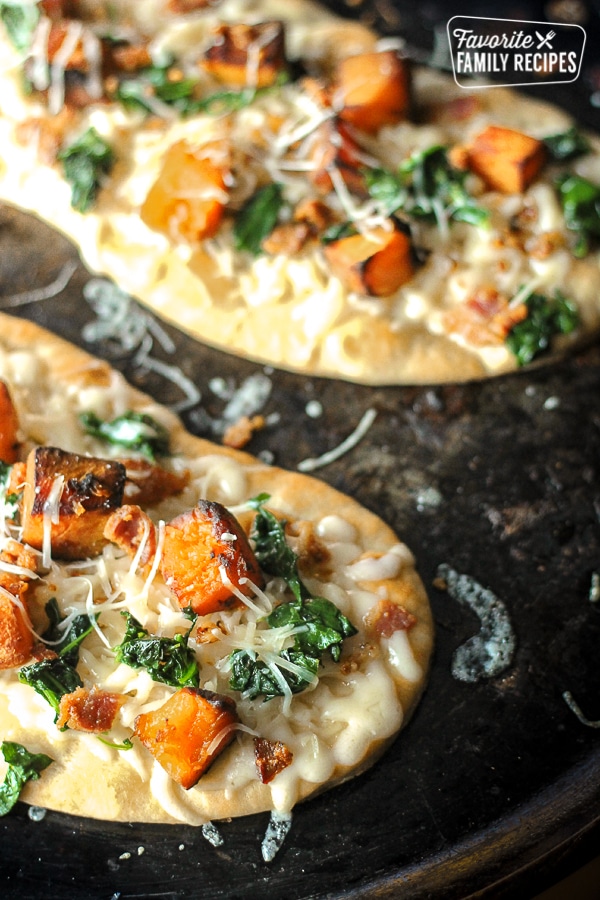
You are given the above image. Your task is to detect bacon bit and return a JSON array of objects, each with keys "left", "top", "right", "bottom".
[
  {"left": 56, "top": 685, "right": 125, "bottom": 733},
  {"left": 512, "top": 205, "right": 539, "bottom": 229},
  {"left": 365, "top": 599, "right": 416, "bottom": 639},
  {"left": 285, "top": 519, "right": 331, "bottom": 575},
  {"left": 0, "top": 539, "right": 41, "bottom": 577},
  {"left": 0, "top": 381, "right": 20, "bottom": 465},
  {"left": 31, "top": 643, "right": 59, "bottom": 662},
  {"left": 527, "top": 230, "right": 566, "bottom": 260},
  {"left": 62, "top": 81, "right": 106, "bottom": 111},
  {"left": 261, "top": 222, "right": 312, "bottom": 256},
  {"left": 222, "top": 414, "right": 266, "bottom": 450},
  {"left": 104, "top": 504, "right": 157, "bottom": 574},
  {"left": 167, "top": 0, "right": 219, "bottom": 12},
  {"left": 305, "top": 119, "right": 367, "bottom": 197},
  {"left": 466, "top": 286, "right": 506, "bottom": 319},
  {"left": 293, "top": 198, "right": 336, "bottom": 234},
  {"left": 121, "top": 458, "right": 190, "bottom": 506},
  {"left": 15, "top": 107, "right": 78, "bottom": 163},
  {"left": 0, "top": 541, "right": 41, "bottom": 662},
  {"left": 254, "top": 737, "right": 293, "bottom": 784},
  {"left": 339, "top": 640, "right": 378, "bottom": 675},
  {"left": 109, "top": 41, "right": 153, "bottom": 73},
  {"left": 443, "top": 286, "right": 528, "bottom": 346},
  {"left": 194, "top": 620, "right": 225, "bottom": 644}
]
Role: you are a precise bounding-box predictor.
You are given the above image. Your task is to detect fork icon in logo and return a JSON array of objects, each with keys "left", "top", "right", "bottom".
[{"left": 535, "top": 29, "right": 556, "bottom": 48}]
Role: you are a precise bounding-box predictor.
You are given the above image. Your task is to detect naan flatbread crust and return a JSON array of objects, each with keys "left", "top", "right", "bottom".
[
  {"left": 0, "top": 314, "right": 433, "bottom": 823},
  {"left": 0, "top": 0, "right": 598, "bottom": 385}
]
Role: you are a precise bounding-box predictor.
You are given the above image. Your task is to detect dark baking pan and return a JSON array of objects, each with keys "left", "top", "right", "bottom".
[{"left": 1, "top": 2, "right": 600, "bottom": 897}]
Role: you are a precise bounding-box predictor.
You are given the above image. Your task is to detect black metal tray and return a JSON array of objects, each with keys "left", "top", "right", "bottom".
[{"left": 1, "top": 3, "right": 600, "bottom": 897}]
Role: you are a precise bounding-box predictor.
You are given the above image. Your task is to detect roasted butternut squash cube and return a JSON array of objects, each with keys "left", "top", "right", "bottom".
[
  {"left": 323, "top": 220, "right": 414, "bottom": 297},
  {"left": 21, "top": 446, "right": 126, "bottom": 560},
  {"left": 0, "top": 380, "right": 20, "bottom": 464},
  {"left": 467, "top": 125, "right": 546, "bottom": 194},
  {"left": 201, "top": 21, "right": 286, "bottom": 88},
  {"left": 140, "top": 140, "right": 229, "bottom": 243},
  {"left": 134, "top": 687, "right": 239, "bottom": 788},
  {"left": 160, "top": 499, "right": 264, "bottom": 616},
  {"left": 0, "top": 592, "right": 33, "bottom": 670},
  {"left": 334, "top": 50, "right": 411, "bottom": 133}
]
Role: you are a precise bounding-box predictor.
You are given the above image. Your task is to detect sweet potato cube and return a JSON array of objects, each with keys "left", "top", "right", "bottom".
[
  {"left": 0, "top": 593, "right": 33, "bottom": 670},
  {"left": 20, "top": 447, "right": 126, "bottom": 560},
  {"left": 467, "top": 125, "right": 546, "bottom": 194},
  {"left": 134, "top": 687, "right": 239, "bottom": 788},
  {"left": 0, "top": 380, "right": 20, "bottom": 464},
  {"left": 160, "top": 500, "right": 264, "bottom": 616},
  {"left": 334, "top": 50, "right": 411, "bottom": 133},
  {"left": 201, "top": 21, "right": 286, "bottom": 88},
  {"left": 324, "top": 220, "right": 414, "bottom": 297},
  {"left": 140, "top": 140, "right": 229, "bottom": 243}
]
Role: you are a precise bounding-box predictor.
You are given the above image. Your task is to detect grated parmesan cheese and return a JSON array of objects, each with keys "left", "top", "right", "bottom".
[{"left": 297, "top": 407, "right": 377, "bottom": 472}]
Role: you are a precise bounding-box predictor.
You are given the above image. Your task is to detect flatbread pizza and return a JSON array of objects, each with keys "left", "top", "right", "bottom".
[
  {"left": 1, "top": 0, "right": 599, "bottom": 384},
  {"left": 0, "top": 313, "right": 433, "bottom": 824}
]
